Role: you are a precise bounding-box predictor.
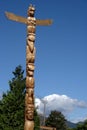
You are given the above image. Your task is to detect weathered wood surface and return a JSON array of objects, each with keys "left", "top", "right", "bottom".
[{"left": 24, "top": 5, "right": 36, "bottom": 130}]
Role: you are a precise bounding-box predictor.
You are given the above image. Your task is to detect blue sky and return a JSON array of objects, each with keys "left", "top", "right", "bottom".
[{"left": 0, "top": 0, "right": 87, "bottom": 123}]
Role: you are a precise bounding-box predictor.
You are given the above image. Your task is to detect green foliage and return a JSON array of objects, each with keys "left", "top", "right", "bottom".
[
  {"left": 0, "top": 65, "right": 40, "bottom": 130},
  {"left": 67, "top": 128, "right": 75, "bottom": 130},
  {"left": 0, "top": 65, "right": 25, "bottom": 130},
  {"left": 34, "top": 109, "right": 40, "bottom": 130},
  {"left": 45, "top": 110, "right": 67, "bottom": 130},
  {"left": 75, "top": 120, "right": 87, "bottom": 130},
  {"left": 68, "top": 120, "right": 87, "bottom": 130}
]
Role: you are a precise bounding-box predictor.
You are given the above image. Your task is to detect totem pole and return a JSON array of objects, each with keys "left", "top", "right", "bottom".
[
  {"left": 5, "top": 4, "right": 52, "bottom": 130},
  {"left": 25, "top": 5, "right": 36, "bottom": 130}
]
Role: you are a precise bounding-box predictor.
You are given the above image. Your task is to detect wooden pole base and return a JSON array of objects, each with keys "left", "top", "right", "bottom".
[{"left": 24, "top": 120, "right": 34, "bottom": 130}]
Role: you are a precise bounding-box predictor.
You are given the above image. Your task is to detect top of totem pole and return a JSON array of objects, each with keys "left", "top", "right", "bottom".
[
  {"left": 5, "top": 4, "right": 53, "bottom": 26},
  {"left": 28, "top": 4, "right": 35, "bottom": 17}
]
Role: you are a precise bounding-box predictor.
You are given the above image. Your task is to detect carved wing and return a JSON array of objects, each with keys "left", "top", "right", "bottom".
[
  {"left": 5, "top": 12, "right": 53, "bottom": 26},
  {"left": 5, "top": 12, "right": 27, "bottom": 24},
  {"left": 36, "top": 19, "right": 53, "bottom": 26}
]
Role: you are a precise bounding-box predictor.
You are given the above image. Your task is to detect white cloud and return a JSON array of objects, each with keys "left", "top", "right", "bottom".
[{"left": 35, "top": 94, "right": 87, "bottom": 120}]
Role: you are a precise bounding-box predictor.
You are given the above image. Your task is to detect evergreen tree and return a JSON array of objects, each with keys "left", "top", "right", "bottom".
[
  {"left": 0, "top": 65, "right": 40, "bottom": 130},
  {"left": 34, "top": 109, "right": 40, "bottom": 130},
  {"left": 45, "top": 110, "right": 67, "bottom": 130},
  {"left": 75, "top": 120, "right": 87, "bottom": 130},
  {"left": 0, "top": 65, "right": 25, "bottom": 130}
]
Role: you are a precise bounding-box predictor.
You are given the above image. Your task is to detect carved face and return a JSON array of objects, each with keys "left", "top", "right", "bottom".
[
  {"left": 27, "top": 88, "right": 34, "bottom": 97},
  {"left": 28, "top": 6, "right": 35, "bottom": 17},
  {"left": 26, "top": 104, "right": 34, "bottom": 120},
  {"left": 26, "top": 77, "right": 34, "bottom": 88}
]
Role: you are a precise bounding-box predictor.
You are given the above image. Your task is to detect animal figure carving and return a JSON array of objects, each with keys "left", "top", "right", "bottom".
[{"left": 25, "top": 5, "right": 36, "bottom": 130}]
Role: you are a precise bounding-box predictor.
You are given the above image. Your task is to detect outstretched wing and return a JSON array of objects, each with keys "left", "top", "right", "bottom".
[
  {"left": 5, "top": 12, "right": 27, "bottom": 24},
  {"left": 5, "top": 12, "right": 53, "bottom": 26},
  {"left": 36, "top": 19, "right": 53, "bottom": 26}
]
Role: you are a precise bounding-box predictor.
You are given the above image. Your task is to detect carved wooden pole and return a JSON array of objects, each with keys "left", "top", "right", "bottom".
[
  {"left": 25, "top": 5, "right": 36, "bottom": 130},
  {"left": 5, "top": 5, "right": 52, "bottom": 130}
]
